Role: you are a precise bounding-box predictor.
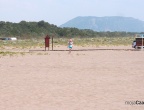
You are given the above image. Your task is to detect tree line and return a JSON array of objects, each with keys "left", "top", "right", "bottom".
[{"left": 0, "top": 20, "right": 137, "bottom": 39}]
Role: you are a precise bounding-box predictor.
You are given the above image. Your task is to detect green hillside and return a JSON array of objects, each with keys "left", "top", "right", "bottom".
[{"left": 0, "top": 20, "right": 138, "bottom": 39}]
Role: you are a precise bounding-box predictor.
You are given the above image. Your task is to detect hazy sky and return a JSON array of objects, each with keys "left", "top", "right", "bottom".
[{"left": 0, "top": 0, "right": 143, "bottom": 26}]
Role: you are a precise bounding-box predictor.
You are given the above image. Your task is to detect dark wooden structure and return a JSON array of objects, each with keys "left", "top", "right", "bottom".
[
  {"left": 135, "top": 34, "right": 144, "bottom": 49},
  {"left": 45, "top": 35, "right": 50, "bottom": 51}
]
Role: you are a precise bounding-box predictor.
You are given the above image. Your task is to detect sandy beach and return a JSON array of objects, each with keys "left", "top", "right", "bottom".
[{"left": 0, "top": 46, "right": 144, "bottom": 110}]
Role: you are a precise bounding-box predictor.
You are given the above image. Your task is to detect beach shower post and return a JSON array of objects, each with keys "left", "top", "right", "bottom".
[{"left": 45, "top": 35, "right": 50, "bottom": 51}]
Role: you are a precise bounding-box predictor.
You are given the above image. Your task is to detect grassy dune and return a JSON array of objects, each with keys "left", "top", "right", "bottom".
[
  {"left": 53, "top": 37, "right": 134, "bottom": 46},
  {"left": 0, "top": 37, "right": 134, "bottom": 57}
]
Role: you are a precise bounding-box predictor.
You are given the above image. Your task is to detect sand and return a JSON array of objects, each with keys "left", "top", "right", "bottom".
[{"left": 0, "top": 46, "right": 144, "bottom": 110}]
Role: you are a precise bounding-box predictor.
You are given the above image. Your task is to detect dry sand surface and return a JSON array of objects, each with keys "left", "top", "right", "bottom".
[{"left": 0, "top": 46, "right": 144, "bottom": 110}]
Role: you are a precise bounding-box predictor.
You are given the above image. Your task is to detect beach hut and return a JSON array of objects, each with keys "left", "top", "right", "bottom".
[{"left": 132, "top": 34, "right": 144, "bottom": 50}]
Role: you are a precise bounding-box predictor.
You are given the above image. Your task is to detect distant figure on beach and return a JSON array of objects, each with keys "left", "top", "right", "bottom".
[{"left": 68, "top": 38, "right": 73, "bottom": 53}]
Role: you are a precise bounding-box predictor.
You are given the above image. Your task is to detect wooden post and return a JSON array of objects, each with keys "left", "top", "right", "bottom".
[
  {"left": 52, "top": 36, "right": 53, "bottom": 51},
  {"left": 142, "top": 37, "right": 143, "bottom": 50}
]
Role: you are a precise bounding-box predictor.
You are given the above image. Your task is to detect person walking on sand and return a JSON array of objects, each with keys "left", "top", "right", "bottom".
[{"left": 68, "top": 38, "right": 73, "bottom": 53}]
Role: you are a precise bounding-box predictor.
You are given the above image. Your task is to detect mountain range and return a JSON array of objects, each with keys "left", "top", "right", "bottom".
[{"left": 60, "top": 16, "right": 144, "bottom": 32}]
